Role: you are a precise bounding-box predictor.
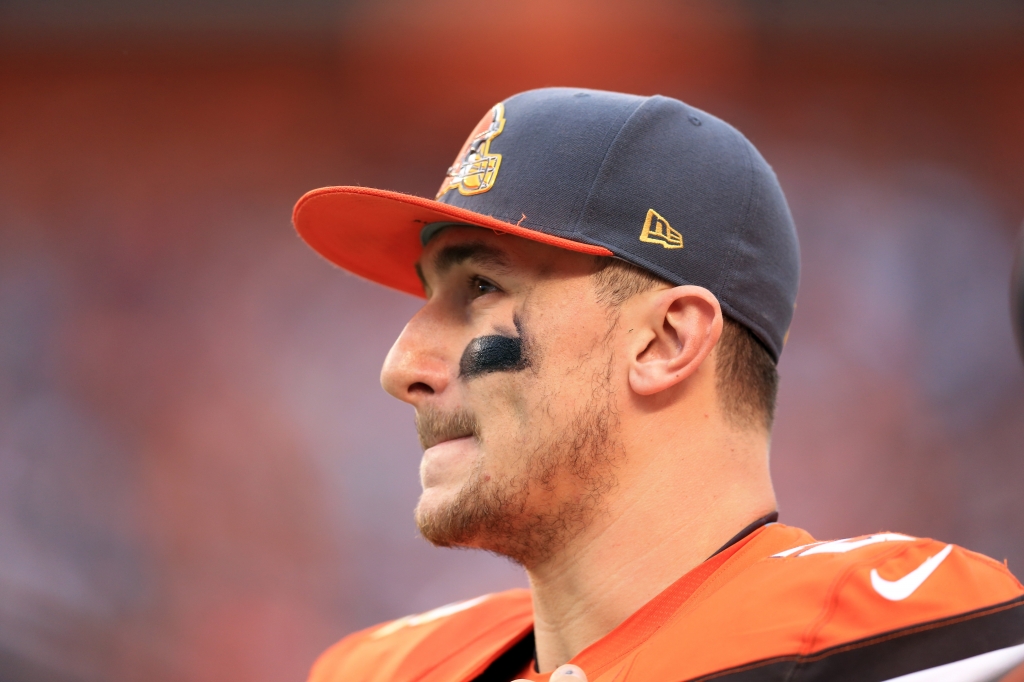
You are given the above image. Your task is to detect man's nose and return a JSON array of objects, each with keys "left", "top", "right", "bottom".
[{"left": 380, "top": 309, "right": 452, "bottom": 406}]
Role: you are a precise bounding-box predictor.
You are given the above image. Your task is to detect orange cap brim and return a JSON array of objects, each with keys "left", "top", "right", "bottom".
[{"left": 293, "top": 186, "right": 614, "bottom": 297}]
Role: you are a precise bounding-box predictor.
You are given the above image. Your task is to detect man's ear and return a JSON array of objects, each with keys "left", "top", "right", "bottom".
[{"left": 626, "top": 286, "right": 723, "bottom": 397}]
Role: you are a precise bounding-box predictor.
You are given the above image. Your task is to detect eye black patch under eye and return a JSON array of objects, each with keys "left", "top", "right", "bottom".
[
  {"left": 459, "top": 313, "right": 533, "bottom": 380},
  {"left": 459, "top": 334, "right": 526, "bottom": 378}
]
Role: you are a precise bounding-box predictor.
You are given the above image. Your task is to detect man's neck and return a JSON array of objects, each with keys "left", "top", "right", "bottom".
[{"left": 525, "top": 425, "right": 776, "bottom": 673}]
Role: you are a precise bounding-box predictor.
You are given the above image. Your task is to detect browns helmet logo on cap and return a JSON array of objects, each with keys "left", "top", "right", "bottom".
[{"left": 437, "top": 103, "right": 506, "bottom": 198}]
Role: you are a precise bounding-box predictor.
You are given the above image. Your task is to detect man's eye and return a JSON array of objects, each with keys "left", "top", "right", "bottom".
[{"left": 470, "top": 276, "right": 500, "bottom": 296}]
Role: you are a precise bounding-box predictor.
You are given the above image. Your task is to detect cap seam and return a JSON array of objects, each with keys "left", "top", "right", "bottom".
[
  {"left": 716, "top": 138, "right": 780, "bottom": 361},
  {"left": 485, "top": 213, "right": 577, "bottom": 238},
  {"left": 716, "top": 137, "right": 757, "bottom": 308},
  {"left": 572, "top": 96, "right": 654, "bottom": 238}
]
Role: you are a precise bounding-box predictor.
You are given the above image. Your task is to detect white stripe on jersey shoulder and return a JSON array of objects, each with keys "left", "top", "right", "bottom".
[
  {"left": 370, "top": 594, "right": 491, "bottom": 639},
  {"left": 771, "top": 533, "right": 917, "bottom": 558},
  {"left": 879, "top": 642, "right": 1024, "bottom": 682}
]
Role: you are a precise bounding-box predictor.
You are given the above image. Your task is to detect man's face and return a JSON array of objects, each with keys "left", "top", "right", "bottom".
[{"left": 380, "top": 227, "right": 627, "bottom": 567}]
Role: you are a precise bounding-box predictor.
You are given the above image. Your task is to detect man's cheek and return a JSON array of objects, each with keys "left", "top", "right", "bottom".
[{"left": 462, "top": 377, "right": 536, "bottom": 470}]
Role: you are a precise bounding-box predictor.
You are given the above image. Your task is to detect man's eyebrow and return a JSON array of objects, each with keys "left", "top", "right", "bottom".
[{"left": 430, "top": 242, "right": 512, "bottom": 277}]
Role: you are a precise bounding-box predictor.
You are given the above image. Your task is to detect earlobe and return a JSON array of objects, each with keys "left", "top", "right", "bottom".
[{"left": 627, "top": 286, "right": 722, "bottom": 397}]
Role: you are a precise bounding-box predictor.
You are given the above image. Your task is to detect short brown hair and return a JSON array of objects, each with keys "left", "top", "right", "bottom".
[{"left": 592, "top": 258, "right": 778, "bottom": 431}]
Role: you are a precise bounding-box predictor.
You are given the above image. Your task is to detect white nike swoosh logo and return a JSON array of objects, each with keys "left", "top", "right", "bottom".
[{"left": 871, "top": 543, "right": 954, "bottom": 601}]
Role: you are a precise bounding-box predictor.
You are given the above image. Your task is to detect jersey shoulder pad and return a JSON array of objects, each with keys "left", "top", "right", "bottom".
[
  {"left": 307, "top": 589, "right": 532, "bottom": 682},
  {"left": 634, "top": 531, "right": 1024, "bottom": 682},
  {"left": 764, "top": 532, "right": 1023, "bottom": 627},
  {"left": 776, "top": 533, "right": 1022, "bottom": 645}
]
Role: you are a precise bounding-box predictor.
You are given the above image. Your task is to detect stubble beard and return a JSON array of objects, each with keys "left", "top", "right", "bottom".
[{"left": 413, "top": 372, "right": 620, "bottom": 569}]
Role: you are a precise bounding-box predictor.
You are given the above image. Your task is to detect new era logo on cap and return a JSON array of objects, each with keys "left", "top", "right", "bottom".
[{"left": 639, "top": 209, "right": 682, "bottom": 249}]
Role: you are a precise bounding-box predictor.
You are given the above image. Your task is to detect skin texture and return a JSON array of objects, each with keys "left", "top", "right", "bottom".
[{"left": 380, "top": 226, "right": 777, "bottom": 672}]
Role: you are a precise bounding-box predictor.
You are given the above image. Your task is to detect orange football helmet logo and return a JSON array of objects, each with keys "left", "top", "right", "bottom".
[{"left": 437, "top": 103, "right": 506, "bottom": 198}]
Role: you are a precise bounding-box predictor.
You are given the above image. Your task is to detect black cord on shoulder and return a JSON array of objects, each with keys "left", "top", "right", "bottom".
[{"left": 708, "top": 511, "right": 779, "bottom": 559}]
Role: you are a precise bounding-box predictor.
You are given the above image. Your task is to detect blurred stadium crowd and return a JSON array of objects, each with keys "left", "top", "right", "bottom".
[{"left": 1, "top": 0, "right": 1023, "bottom": 680}]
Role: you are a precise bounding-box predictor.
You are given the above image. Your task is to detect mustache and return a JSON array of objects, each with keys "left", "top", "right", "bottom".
[{"left": 415, "top": 407, "right": 479, "bottom": 450}]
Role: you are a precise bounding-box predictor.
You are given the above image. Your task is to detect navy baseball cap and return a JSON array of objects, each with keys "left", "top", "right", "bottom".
[{"left": 294, "top": 87, "right": 800, "bottom": 362}]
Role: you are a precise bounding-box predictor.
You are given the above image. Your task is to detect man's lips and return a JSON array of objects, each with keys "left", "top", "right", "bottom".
[
  {"left": 419, "top": 435, "right": 478, "bottom": 489},
  {"left": 422, "top": 433, "right": 474, "bottom": 450},
  {"left": 415, "top": 407, "right": 478, "bottom": 450}
]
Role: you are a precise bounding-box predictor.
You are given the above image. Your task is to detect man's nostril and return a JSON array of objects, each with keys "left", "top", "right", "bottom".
[{"left": 409, "top": 382, "right": 434, "bottom": 395}]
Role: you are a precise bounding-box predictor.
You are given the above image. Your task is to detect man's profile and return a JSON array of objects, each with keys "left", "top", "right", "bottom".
[{"left": 293, "top": 88, "right": 1024, "bottom": 681}]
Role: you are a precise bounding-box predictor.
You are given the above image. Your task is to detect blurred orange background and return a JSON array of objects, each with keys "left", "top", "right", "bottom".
[{"left": 1, "top": 1, "right": 1023, "bottom": 680}]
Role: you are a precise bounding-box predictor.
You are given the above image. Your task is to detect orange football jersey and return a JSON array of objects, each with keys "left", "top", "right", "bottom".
[{"left": 309, "top": 524, "right": 1024, "bottom": 682}]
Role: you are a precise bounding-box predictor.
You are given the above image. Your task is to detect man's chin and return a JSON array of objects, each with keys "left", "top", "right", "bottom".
[
  {"left": 414, "top": 494, "right": 474, "bottom": 549},
  {"left": 414, "top": 487, "right": 456, "bottom": 525}
]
